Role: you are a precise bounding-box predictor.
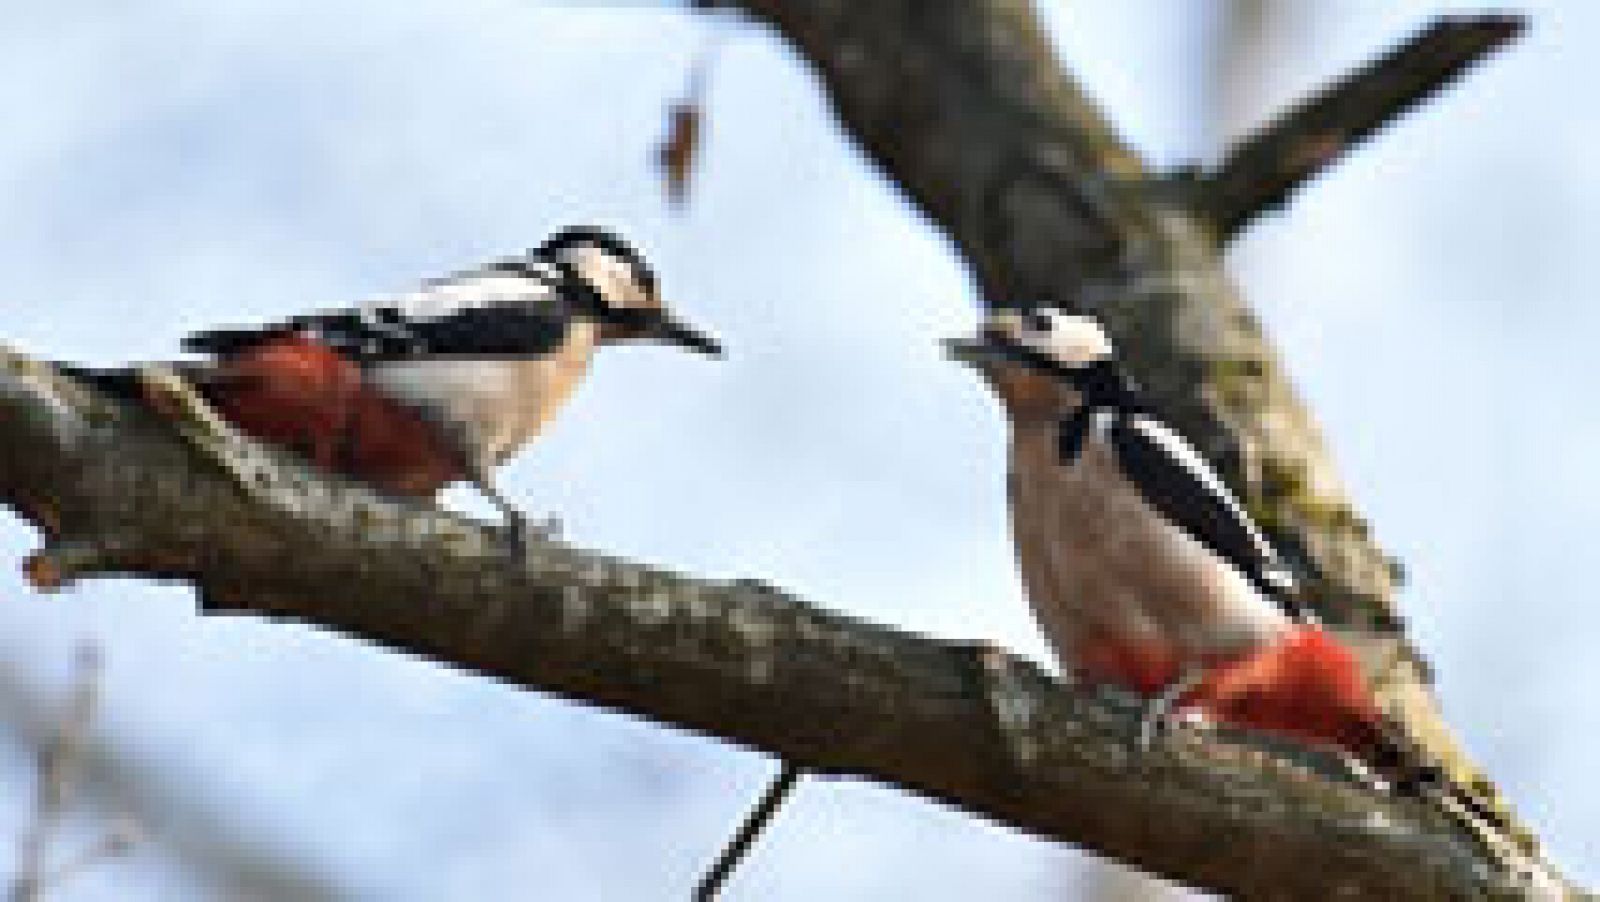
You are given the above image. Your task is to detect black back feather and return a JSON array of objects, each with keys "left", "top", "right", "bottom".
[
  {"left": 1105, "top": 414, "right": 1299, "bottom": 610},
  {"left": 181, "top": 262, "right": 574, "bottom": 362}
]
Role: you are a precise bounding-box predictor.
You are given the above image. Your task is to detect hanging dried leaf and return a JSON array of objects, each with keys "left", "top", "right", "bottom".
[
  {"left": 658, "top": 19, "right": 732, "bottom": 212},
  {"left": 657, "top": 94, "right": 703, "bottom": 209}
]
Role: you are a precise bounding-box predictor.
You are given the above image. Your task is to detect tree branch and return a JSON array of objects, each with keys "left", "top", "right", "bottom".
[
  {"left": 1197, "top": 14, "right": 1526, "bottom": 240},
  {"left": 0, "top": 347, "right": 1557, "bottom": 899}
]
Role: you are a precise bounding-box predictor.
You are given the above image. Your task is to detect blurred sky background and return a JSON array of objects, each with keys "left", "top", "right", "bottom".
[{"left": 0, "top": 1, "right": 1593, "bottom": 899}]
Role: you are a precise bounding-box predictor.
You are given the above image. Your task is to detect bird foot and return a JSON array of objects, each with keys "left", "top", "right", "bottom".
[
  {"left": 500, "top": 512, "right": 561, "bottom": 554},
  {"left": 1135, "top": 698, "right": 1176, "bottom": 753},
  {"left": 1136, "top": 667, "right": 1205, "bottom": 752},
  {"left": 1331, "top": 750, "right": 1393, "bottom": 794}
]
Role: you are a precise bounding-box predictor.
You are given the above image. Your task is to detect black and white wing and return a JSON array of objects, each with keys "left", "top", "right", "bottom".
[
  {"left": 182, "top": 259, "right": 572, "bottom": 361},
  {"left": 1107, "top": 413, "right": 1300, "bottom": 607}
]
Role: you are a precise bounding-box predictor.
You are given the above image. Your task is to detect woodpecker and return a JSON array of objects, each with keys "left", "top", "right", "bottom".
[
  {"left": 73, "top": 226, "right": 721, "bottom": 544},
  {"left": 942, "top": 308, "right": 1577, "bottom": 890},
  {"left": 945, "top": 307, "right": 1444, "bottom": 778},
  {"left": 694, "top": 309, "right": 1439, "bottom": 900}
]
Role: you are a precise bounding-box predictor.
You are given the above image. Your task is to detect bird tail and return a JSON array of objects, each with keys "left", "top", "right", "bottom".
[
  {"left": 1356, "top": 715, "right": 1552, "bottom": 887},
  {"left": 53, "top": 364, "right": 145, "bottom": 400},
  {"left": 55, "top": 362, "right": 224, "bottom": 402},
  {"left": 1197, "top": 627, "right": 1548, "bottom": 882},
  {"left": 180, "top": 327, "right": 276, "bottom": 356}
]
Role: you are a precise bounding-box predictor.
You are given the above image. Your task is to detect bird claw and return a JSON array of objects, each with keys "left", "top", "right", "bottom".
[
  {"left": 1135, "top": 666, "right": 1205, "bottom": 753},
  {"left": 500, "top": 512, "right": 561, "bottom": 554},
  {"left": 1136, "top": 697, "right": 1177, "bottom": 753},
  {"left": 502, "top": 515, "right": 527, "bottom": 554}
]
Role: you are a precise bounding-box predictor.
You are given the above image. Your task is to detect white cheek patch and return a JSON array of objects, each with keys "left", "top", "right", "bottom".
[
  {"left": 573, "top": 246, "right": 651, "bottom": 310},
  {"left": 1043, "top": 315, "right": 1112, "bottom": 366},
  {"left": 986, "top": 310, "right": 1113, "bottom": 367}
]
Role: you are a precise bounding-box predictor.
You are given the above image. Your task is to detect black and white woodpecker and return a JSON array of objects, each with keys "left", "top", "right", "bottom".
[
  {"left": 697, "top": 307, "right": 1311, "bottom": 899},
  {"left": 946, "top": 306, "right": 1508, "bottom": 787},
  {"left": 942, "top": 305, "right": 1551, "bottom": 889},
  {"left": 943, "top": 306, "right": 1310, "bottom": 716},
  {"left": 159, "top": 225, "right": 722, "bottom": 544}
]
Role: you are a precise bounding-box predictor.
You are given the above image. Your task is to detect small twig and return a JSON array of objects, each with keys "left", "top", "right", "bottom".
[
  {"left": 10, "top": 647, "right": 107, "bottom": 902},
  {"left": 693, "top": 762, "right": 803, "bottom": 901},
  {"left": 32, "top": 822, "right": 138, "bottom": 898},
  {"left": 1198, "top": 14, "right": 1526, "bottom": 239}
]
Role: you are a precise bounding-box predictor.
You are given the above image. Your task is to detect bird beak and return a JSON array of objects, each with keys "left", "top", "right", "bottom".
[
  {"left": 650, "top": 314, "right": 724, "bottom": 357},
  {"left": 945, "top": 333, "right": 1060, "bottom": 374},
  {"left": 944, "top": 335, "right": 1014, "bottom": 369}
]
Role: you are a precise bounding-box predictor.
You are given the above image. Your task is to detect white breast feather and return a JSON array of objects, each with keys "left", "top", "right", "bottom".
[
  {"left": 1009, "top": 423, "right": 1290, "bottom": 669},
  {"left": 366, "top": 319, "right": 600, "bottom": 469}
]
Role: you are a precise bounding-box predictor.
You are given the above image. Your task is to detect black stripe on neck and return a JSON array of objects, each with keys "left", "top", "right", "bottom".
[{"left": 1065, "top": 358, "right": 1144, "bottom": 412}]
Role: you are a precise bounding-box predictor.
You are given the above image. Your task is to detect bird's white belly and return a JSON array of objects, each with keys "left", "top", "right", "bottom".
[
  {"left": 366, "top": 326, "right": 597, "bottom": 469},
  {"left": 1009, "top": 429, "right": 1289, "bottom": 671}
]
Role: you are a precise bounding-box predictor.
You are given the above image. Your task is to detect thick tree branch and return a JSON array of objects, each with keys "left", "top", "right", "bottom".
[
  {"left": 1197, "top": 14, "right": 1526, "bottom": 240},
  {"left": 0, "top": 348, "right": 1556, "bottom": 899}
]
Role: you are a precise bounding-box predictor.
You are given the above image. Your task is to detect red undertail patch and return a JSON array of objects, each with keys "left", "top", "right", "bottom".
[
  {"left": 1077, "top": 626, "right": 1391, "bottom": 760},
  {"left": 1186, "top": 626, "right": 1389, "bottom": 759}
]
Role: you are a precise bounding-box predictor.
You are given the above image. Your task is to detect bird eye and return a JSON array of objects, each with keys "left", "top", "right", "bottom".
[{"left": 1023, "top": 310, "right": 1052, "bottom": 332}]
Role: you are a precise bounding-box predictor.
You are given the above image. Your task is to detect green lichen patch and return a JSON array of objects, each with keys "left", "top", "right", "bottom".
[
  {"left": 1256, "top": 456, "right": 1373, "bottom": 540},
  {"left": 1208, "top": 355, "right": 1271, "bottom": 409}
]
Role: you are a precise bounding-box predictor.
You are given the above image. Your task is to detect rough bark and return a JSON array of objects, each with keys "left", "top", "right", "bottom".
[{"left": 0, "top": 1, "right": 1578, "bottom": 898}]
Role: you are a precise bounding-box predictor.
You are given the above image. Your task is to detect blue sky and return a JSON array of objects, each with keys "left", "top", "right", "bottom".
[{"left": 0, "top": 2, "right": 1592, "bottom": 899}]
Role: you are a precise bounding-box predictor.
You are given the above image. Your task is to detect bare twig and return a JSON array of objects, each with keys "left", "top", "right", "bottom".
[
  {"left": 694, "top": 762, "right": 802, "bottom": 900},
  {"left": 32, "top": 822, "right": 138, "bottom": 899},
  {"left": 8, "top": 647, "right": 137, "bottom": 902},
  {"left": 0, "top": 655, "right": 345, "bottom": 900}
]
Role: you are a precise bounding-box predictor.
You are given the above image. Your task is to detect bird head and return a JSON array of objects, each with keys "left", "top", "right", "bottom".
[
  {"left": 537, "top": 226, "right": 722, "bottom": 357},
  {"left": 945, "top": 307, "right": 1113, "bottom": 418}
]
